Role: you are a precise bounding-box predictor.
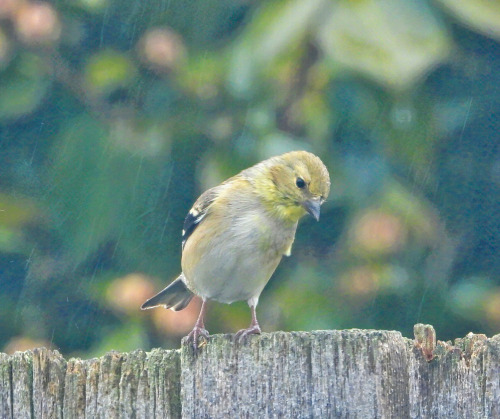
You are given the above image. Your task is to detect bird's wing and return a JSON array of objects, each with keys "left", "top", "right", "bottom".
[{"left": 181, "top": 184, "right": 223, "bottom": 249}]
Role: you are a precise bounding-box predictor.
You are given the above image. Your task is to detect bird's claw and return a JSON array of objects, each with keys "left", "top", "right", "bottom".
[
  {"left": 186, "top": 326, "right": 209, "bottom": 351},
  {"left": 234, "top": 324, "right": 261, "bottom": 343}
]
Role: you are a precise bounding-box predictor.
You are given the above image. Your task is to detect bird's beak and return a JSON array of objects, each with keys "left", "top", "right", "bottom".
[{"left": 303, "top": 197, "right": 321, "bottom": 221}]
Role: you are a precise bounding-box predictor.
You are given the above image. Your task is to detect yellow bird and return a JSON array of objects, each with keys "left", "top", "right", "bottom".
[{"left": 141, "top": 151, "right": 330, "bottom": 349}]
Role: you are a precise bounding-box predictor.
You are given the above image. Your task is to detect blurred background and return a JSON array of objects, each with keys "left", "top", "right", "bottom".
[{"left": 0, "top": 0, "right": 498, "bottom": 357}]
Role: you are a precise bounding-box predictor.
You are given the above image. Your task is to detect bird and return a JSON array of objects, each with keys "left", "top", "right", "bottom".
[{"left": 141, "top": 150, "right": 330, "bottom": 349}]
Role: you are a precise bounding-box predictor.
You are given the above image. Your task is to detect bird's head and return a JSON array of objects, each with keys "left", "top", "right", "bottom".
[{"left": 252, "top": 151, "right": 331, "bottom": 223}]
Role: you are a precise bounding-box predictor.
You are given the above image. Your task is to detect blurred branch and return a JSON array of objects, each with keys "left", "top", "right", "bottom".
[{"left": 276, "top": 40, "right": 319, "bottom": 134}]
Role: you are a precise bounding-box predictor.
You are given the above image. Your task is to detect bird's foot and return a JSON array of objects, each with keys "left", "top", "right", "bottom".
[
  {"left": 186, "top": 326, "right": 210, "bottom": 351},
  {"left": 234, "top": 324, "right": 261, "bottom": 343}
]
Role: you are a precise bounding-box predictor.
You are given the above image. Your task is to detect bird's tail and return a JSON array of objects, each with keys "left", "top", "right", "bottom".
[{"left": 141, "top": 274, "right": 194, "bottom": 311}]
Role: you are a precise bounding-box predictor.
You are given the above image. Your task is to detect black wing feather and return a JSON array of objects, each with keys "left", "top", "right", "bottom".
[{"left": 181, "top": 186, "right": 220, "bottom": 249}]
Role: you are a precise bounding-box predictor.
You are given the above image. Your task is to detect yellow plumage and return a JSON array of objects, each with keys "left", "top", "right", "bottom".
[{"left": 142, "top": 150, "right": 330, "bottom": 349}]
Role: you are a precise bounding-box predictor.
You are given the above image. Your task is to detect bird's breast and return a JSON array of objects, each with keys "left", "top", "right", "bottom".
[{"left": 181, "top": 207, "right": 297, "bottom": 303}]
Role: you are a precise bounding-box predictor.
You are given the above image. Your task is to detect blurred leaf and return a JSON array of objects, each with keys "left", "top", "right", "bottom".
[
  {"left": 0, "top": 192, "right": 37, "bottom": 228},
  {"left": 228, "top": 0, "right": 330, "bottom": 96},
  {"left": 0, "top": 28, "right": 11, "bottom": 69},
  {"left": 383, "top": 180, "right": 439, "bottom": 244},
  {"left": 84, "top": 49, "right": 137, "bottom": 95},
  {"left": 436, "top": 0, "right": 500, "bottom": 41},
  {"left": 0, "top": 226, "right": 24, "bottom": 253},
  {"left": 0, "top": 190, "right": 37, "bottom": 254},
  {"left": 449, "top": 278, "right": 494, "bottom": 320},
  {"left": 177, "top": 53, "right": 224, "bottom": 98},
  {"left": 0, "top": 53, "right": 50, "bottom": 120},
  {"left": 317, "top": 0, "right": 451, "bottom": 90},
  {"left": 382, "top": 98, "right": 441, "bottom": 183},
  {"left": 108, "top": 116, "right": 171, "bottom": 157},
  {"left": 46, "top": 115, "right": 169, "bottom": 264},
  {"left": 76, "top": 0, "right": 109, "bottom": 13}
]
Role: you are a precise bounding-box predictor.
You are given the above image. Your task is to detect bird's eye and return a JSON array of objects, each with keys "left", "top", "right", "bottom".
[{"left": 295, "top": 177, "right": 306, "bottom": 189}]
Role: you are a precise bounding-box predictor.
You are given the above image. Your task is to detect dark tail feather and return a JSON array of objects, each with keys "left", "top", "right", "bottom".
[{"left": 141, "top": 274, "right": 194, "bottom": 311}]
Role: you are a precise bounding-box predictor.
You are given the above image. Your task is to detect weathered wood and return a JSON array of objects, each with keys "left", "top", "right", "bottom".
[
  {"left": 32, "top": 348, "right": 66, "bottom": 419},
  {"left": 63, "top": 358, "right": 86, "bottom": 418},
  {"left": 180, "top": 327, "right": 500, "bottom": 418},
  {"left": 0, "top": 352, "right": 12, "bottom": 418},
  {"left": 0, "top": 326, "right": 498, "bottom": 418},
  {"left": 2, "top": 348, "right": 181, "bottom": 418},
  {"left": 11, "top": 351, "right": 33, "bottom": 419}
]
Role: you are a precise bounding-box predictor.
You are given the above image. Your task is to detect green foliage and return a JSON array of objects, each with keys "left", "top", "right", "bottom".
[
  {"left": 0, "top": 54, "right": 51, "bottom": 121},
  {"left": 0, "top": 0, "right": 498, "bottom": 356}
]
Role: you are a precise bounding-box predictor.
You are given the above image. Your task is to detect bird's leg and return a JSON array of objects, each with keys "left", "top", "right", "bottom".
[
  {"left": 186, "top": 298, "right": 209, "bottom": 350},
  {"left": 234, "top": 304, "right": 262, "bottom": 342}
]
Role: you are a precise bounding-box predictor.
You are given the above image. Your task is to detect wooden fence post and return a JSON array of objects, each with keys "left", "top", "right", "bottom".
[{"left": 0, "top": 325, "right": 499, "bottom": 418}]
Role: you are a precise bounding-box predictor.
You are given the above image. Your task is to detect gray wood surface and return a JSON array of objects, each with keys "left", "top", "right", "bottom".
[{"left": 0, "top": 325, "right": 498, "bottom": 418}]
